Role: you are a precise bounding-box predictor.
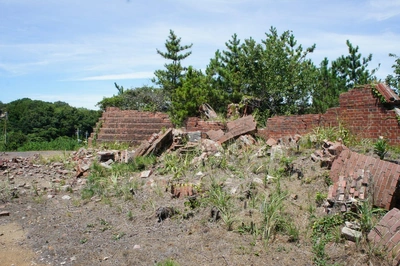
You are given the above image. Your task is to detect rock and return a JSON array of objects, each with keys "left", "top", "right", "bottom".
[
  {"left": 252, "top": 177, "right": 264, "bottom": 185},
  {"left": 266, "top": 138, "right": 278, "bottom": 147},
  {"left": 62, "top": 195, "right": 72, "bottom": 200},
  {"left": 341, "top": 226, "right": 362, "bottom": 242},
  {"left": 187, "top": 131, "right": 201, "bottom": 142},
  {"left": 201, "top": 139, "right": 223, "bottom": 154},
  {"left": 60, "top": 185, "right": 72, "bottom": 192},
  {"left": 140, "top": 170, "right": 152, "bottom": 178},
  {"left": 156, "top": 207, "right": 175, "bottom": 222}
]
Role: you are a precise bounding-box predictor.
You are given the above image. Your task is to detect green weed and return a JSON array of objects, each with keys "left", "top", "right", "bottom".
[
  {"left": 260, "top": 181, "right": 288, "bottom": 242},
  {"left": 374, "top": 137, "right": 389, "bottom": 160},
  {"left": 204, "top": 178, "right": 236, "bottom": 231}
]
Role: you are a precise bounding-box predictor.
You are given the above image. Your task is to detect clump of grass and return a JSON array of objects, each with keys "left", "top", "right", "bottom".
[
  {"left": 203, "top": 178, "right": 236, "bottom": 231},
  {"left": 260, "top": 180, "right": 288, "bottom": 243},
  {"left": 158, "top": 150, "right": 200, "bottom": 179},
  {"left": 155, "top": 258, "right": 180, "bottom": 266},
  {"left": 0, "top": 180, "right": 13, "bottom": 202},
  {"left": 311, "top": 214, "right": 344, "bottom": 265},
  {"left": 81, "top": 159, "right": 144, "bottom": 201}
]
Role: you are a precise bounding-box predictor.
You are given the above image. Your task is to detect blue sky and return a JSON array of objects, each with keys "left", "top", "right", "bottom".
[{"left": 0, "top": 0, "right": 399, "bottom": 110}]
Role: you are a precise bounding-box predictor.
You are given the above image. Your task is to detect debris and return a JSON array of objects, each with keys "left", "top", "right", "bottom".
[
  {"left": 341, "top": 226, "right": 362, "bottom": 242},
  {"left": 170, "top": 183, "right": 196, "bottom": 198},
  {"left": 217, "top": 115, "right": 257, "bottom": 144},
  {"left": 156, "top": 207, "right": 175, "bottom": 222},
  {"left": 134, "top": 128, "right": 174, "bottom": 157},
  {"left": 266, "top": 138, "right": 278, "bottom": 147},
  {"left": 199, "top": 103, "right": 217, "bottom": 119},
  {"left": 206, "top": 129, "right": 225, "bottom": 142},
  {"left": 0, "top": 211, "right": 10, "bottom": 217},
  {"left": 140, "top": 170, "right": 152, "bottom": 178},
  {"left": 187, "top": 131, "right": 201, "bottom": 142}
]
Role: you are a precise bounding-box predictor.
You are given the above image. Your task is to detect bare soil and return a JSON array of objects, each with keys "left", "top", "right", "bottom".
[{"left": 0, "top": 145, "right": 388, "bottom": 266}]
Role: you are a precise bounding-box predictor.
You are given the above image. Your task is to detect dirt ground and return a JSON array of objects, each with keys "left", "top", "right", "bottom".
[{"left": 0, "top": 145, "right": 389, "bottom": 266}]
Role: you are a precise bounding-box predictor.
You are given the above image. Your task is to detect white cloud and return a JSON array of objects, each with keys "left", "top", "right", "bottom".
[
  {"left": 76, "top": 71, "right": 154, "bottom": 81},
  {"left": 367, "top": 0, "right": 400, "bottom": 21}
]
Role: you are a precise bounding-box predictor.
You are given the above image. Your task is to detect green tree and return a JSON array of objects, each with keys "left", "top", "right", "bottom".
[
  {"left": 240, "top": 27, "right": 317, "bottom": 116},
  {"left": 386, "top": 53, "right": 400, "bottom": 94},
  {"left": 206, "top": 34, "right": 243, "bottom": 105},
  {"left": 169, "top": 66, "right": 208, "bottom": 125},
  {"left": 152, "top": 30, "right": 193, "bottom": 97},
  {"left": 2, "top": 98, "right": 100, "bottom": 150},
  {"left": 97, "top": 86, "right": 167, "bottom": 112},
  {"left": 311, "top": 58, "right": 347, "bottom": 113},
  {"left": 332, "top": 40, "right": 378, "bottom": 89}
]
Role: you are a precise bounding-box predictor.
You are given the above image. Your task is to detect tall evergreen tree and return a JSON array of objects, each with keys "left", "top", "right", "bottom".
[
  {"left": 244, "top": 27, "right": 317, "bottom": 116},
  {"left": 311, "top": 58, "right": 347, "bottom": 113},
  {"left": 386, "top": 53, "right": 400, "bottom": 94},
  {"left": 169, "top": 66, "right": 208, "bottom": 125},
  {"left": 152, "top": 30, "right": 193, "bottom": 97},
  {"left": 332, "top": 40, "right": 378, "bottom": 89}
]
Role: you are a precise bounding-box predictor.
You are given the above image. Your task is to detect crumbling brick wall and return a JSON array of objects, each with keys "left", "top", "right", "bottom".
[
  {"left": 260, "top": 84, "right": 400, "bottom": 145},
  {"left": 89, "top": 107, "right": 173, "bottom": 145},
  {"left": 330, "top": 148, "right": 400, "bottom": 210},
  {"left": 185, "top": 117, "right": 225, "bottom": 132},
  {"left": 89, "top": 108, "right": 226, "bottom": 146}
]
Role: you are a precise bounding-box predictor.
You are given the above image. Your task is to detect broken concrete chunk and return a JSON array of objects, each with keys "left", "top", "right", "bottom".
[
  {"left": 341, "top": 226, "right": 362, "bottom": 242},
  {"left": 140, "top": 170, "right": 152, "bottom": 178},
  {"left": 187, "top": 131, "right": 201, "bottom": 142},
  {"left": 201, "top": 139, "right": 223, "bottom": 154}
]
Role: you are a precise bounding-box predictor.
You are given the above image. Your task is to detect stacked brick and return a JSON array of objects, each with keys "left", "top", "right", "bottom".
[
  {"left": 89, "top": 107, "right": 173, "bottom": 145},
  {"left": 261, "top": 84, "right": 400, "bottom": 145},
  {"left": 368, "top": 208, "right": 400, "bottom": 265},
  {"left": 329, "top": 149, "right": 400, "bottom": 210},
  {"left": 327, "top": 170, "right": 371, "bottom": 213}
]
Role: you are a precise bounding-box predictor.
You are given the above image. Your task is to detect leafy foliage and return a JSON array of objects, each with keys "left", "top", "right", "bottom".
[
  {"left": 386, "top": 53, "right": 400, "bottom": 94},
  {"left": 97, "top": 85, "right": 167, "bottom": 112},
  {"left": 0, "top": 98, "right": 100, "bottom": 151}
]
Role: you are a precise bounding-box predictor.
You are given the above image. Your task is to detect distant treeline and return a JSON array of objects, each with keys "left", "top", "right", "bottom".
[{"left": 0, "top": 98, "right": 101, "bottom": 151}]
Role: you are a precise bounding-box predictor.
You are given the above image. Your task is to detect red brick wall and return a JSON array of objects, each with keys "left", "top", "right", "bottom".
[
  {"left": 185, "top": 117, "right": 225, "bottom": 132},
  {"left": 261, "top": 85, "right": 400, "bottom": 145},
  {"left": 89, "top": 107, "right": 173, "bottom": 145},
  {"left": 89, "top": 108, "right": 226, "bottom": 145}
]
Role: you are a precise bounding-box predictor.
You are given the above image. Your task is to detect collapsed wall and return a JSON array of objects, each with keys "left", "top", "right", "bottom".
[
  {"left": 88, "top": 107, "right": 173, "bottom": 145},
  {"left": 259, "top": 83, "right": 400, "bottom": 145},
  {"left": 329, "top": 148, "right": 400, "bottom": 210}
]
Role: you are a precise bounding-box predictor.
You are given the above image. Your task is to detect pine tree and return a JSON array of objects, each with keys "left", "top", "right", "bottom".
[
  {"left": 332, "top": 40, "right": 378, "bottom": 89},
  {"left": 169, "top": 66, "right": 208, "bottom": 125},
  {"left": 386, "top": 53, "right": 400, "bottom": 94},
  {"left": 311, "top": 58, "right": 346, "bottom": 113},
  {"left": 152, "top": 30, "right": 193, "bottom": 97}
]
